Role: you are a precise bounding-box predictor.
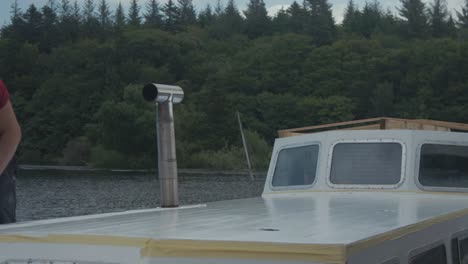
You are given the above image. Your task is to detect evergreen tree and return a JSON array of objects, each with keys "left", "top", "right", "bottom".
[
  {"left": 457, "top": 0, "right": 468, "bottom": 28},
  {"left": 83, "top": 0, "right": 96, "bottom": 21},
  {"left": 360, "top": 1, "right": 382, "bottom": 38},
  {"left": 128, "top": 0, "right": 142, "bottom": 26},
  {"left": 214, "top": 0, "right": 223, "bottom": 18},
  {"left": 398, "top": 0, "right": 428, "bottom": 38},
  {"left": 342, "top": 0, "right": 360, "bottom": 33},
  {"left": 47, "top": 0, "right": 58, "bottom": 12},
  {"left": 59, "top": 0, "right": 72, "bottom": 19},
  {"left": 287, "top": 1, "right": 308, "bottom": 33},
  {"left": 10, "top": 0, "right": 22, "bottom": 20},
  {"left": 304, "top": 0, "right": 336, "bottom": 45},
  {"left": 23, "top": 4, "right": 43, "bottom": 44},
  {"left": 98, "top": 0, "right": 112, "bottom": 29},
  {"left": 428, "top": 0, "right": 448, "bottom": 37},
  {"left": 244, "top": 0, "right": 271, "bottom": 38},
  {"left": 163, "top": 0, "right": 179, "bottom": 31},
  {"left": 83, "top": 0, "right": 100, "bottom": 37},
  {"left": 198, "top": 4, "right": 214, "bottom": 27},
  {"left": 272, "top": 7, "right": 289, "bottom": 33},
  {"left": 221, "top": 0, "right": 244, "bottom": 35},
  {"left": 71, "top": 0, "right": 81, "bottom": 22},
  {"left": 447, "top": 14, "right": 457, "bottom": 37},
  {"left": 177, "top": 0, "right": 197, "bottom": 26},
  {"left": 114, "top": 2, "right": 126, "bottom": 31},
  {"left": 2, "top": 0, "right": 25, "bottom": 40},
  {"left": 144, "top": 0, "right": 163, "bottom": 27},
  {"left": 41, "top": 3, "right": 59, "bottom": 51}
]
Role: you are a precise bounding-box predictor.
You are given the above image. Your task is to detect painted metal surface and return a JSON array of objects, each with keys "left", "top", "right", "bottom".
[{"left": 1, "top": 192, "right": 468, "bottom": 245}]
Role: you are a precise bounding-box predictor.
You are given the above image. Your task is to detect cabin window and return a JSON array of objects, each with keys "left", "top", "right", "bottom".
[
  {"left": 330, "top": 143, "right": 402, "bottom": 185},
  {"left": 272, "top": 145, "right": 319, "bottom": 187},
  {"left": 452, "top": 236, "right": 468, "bottom": 264},
  {"left": 452, "top": 238, "right": 460, "bottom": 264},
  {"left": 410, "top": 244, "right": 447, "bottom": 264},
  {"left": 419, "top": 144, "right": 468, "bottom": 188}
]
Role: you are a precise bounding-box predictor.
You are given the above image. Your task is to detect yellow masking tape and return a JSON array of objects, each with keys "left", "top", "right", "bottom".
[{"left": 0, "top": 234, "right": 346, "bottom": 263}]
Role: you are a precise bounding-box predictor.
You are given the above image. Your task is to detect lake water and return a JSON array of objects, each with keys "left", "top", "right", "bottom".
[{"left": 16, "top": 170, "right": 266, "bottom": 222}]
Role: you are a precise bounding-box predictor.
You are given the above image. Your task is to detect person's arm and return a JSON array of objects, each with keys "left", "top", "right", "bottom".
[{"left": 0, "top": 101, "right": 21, "bottom": 175}]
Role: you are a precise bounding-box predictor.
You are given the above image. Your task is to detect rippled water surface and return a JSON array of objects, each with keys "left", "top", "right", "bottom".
[{"left": 16, "top": 170, "right": 266, "bottom": 222}]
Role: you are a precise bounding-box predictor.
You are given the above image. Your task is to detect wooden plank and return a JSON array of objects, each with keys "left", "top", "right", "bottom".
[
  {"left": 278, "top": 131, "right": 301, "bottom": 138},
  {"left": 385, "top": 119, "right": 406, "bottom": 129},
  {"left": 340, "top": 124, "right": 381, "bottom": 130},
  {"left": 412, "top": 119, "right": 468, "bottom": 131},
  {"left": 278, "top": 117, "right": 384, "bottom": 134},
  {"left": 278, "top": 117, "right": 467, "bottom": 137}
]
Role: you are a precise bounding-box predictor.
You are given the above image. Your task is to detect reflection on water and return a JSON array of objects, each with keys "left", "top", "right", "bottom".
[{"left": 16, "top": 170, "right": 265, "bottom": 222}]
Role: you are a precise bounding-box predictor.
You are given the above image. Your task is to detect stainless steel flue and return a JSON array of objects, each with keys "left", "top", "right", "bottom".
[{"left": 143, "top": 83, "right": 184, "bottom": 208}]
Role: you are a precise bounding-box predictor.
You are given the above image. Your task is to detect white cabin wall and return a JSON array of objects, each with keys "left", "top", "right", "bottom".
[
  {"left": 0, "top": 243, "right": 141, "bottom": 263},
  {"left": 347, "top": 213, "right": 468, "bottom": 264},
  {"left": 263, "top": 130, "right": 468, "bottom": 195}
]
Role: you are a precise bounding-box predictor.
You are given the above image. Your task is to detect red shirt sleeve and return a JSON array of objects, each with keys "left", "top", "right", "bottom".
[{"left": 0, "top": 80, "right": 10, "bottom": 110}]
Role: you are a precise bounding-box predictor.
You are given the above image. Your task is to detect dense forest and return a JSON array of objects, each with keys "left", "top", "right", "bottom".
[{"left": 1, "top": 0, "right": 468, "bottom": 169}]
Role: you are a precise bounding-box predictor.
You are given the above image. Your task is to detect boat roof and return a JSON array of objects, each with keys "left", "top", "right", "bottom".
[{"left": 1, "top": 191, "right": 468, "bottom": 247}]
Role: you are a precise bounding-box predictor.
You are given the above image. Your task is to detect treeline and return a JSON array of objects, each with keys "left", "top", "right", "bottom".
[{"left": 1, "top": 0, "right": 468, "bottom": 169}]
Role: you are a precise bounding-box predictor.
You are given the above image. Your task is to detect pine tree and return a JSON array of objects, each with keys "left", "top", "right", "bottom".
[
  {"left": 10, "top": 0, "right": 22, "bottom": 20},
  {"left": 244, "top": 0, "right": 270, "bottom": 38},
  {"left": 114, "top": 2, "right": 126, "bottom": 31},
  {"left": 128, "top": 0, "right": 142, "bottom": 26},
  {"left": 177, "top": 0, "right": 197, "bottom": 26},
  {"left": 360, "top": 1, "right": 382, "bottom": 38},
  {"left": 287, "top": 1, "right": 308, "bottom": 34},
  {"left": 47, "top": 0, "right": 58, "bottom": 12},
  {"left": 23, "top": 4, "right": 43, "bottom": 44},
  {"left": 198, "top": 4, "right": 214, "bottom": 27},
  {"left": 272, "top": 7, "right": 289, "bottom": 33},
  {"left": 83, "top": 0, "right": 100, "bottom": 37},
  {"left": 59, "top": 0, "right": 71, "bottom": 19},
  {"left": 214, "top": 0, "right": 223, "bottom": 18},
  {"left": 98, "top": 0, "right": 112, "bottom": 28},
  {"left": 342, "top": 0, "right": 360, "bottom": 33},
  {"left": 163, "top": 0, "right": 179, "bottom": 31},
  {"left": 83, "top": 0, "right": 96, "bottom": 21},
  {"left": 457, "top": 0, "right": 468, "bottom": 28},
  {"left": 304, "top": 0, "right": 336, "bottom": 44},
  {"left": 398, "top": 0, "right": 428, "bottom": 38},
  {"left": 144, "top": 0, "right": 162, "bottom": 27},
  {"left": 428, "top": 0, "right": 448, "bottom": 37},
  {"left": 221, "top": 0, "right": 244, "bottom": 34},
  {"left": 71, "top": 0, "right": 81, "bottom": 22},
  {"left": 447, "top": 14, "right": 457, "bottom": 37},
  {"left": 41, "top": 3, "right": 59, "bottom": 51}
]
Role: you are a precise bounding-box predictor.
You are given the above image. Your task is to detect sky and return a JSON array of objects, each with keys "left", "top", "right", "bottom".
[{"left": 0, "top": 0, "right": 465, "bottom": 26}]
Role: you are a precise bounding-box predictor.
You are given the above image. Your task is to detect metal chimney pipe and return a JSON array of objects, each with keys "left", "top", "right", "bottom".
[{"left": 143, "top": 83, "right": 184, "bottom": 208}]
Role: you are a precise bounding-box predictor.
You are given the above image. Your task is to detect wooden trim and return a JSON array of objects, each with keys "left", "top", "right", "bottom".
[{"left": 278, "top": 117, "right": 468, "bottom": 138}]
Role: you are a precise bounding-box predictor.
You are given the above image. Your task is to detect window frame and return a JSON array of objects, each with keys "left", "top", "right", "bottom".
[
  {"left": 326, "top": 139, "right": 407, "bottom": 189},
  {"left": 450, "top": 228, "right": 468, "bottom": 264},
  {"left": 408, "top": 240, "right": 448, "bottom": 264},
  {"left": 416, "top": 141, "right": 468, "bottom": 193},
  {"left": 269, "top": 141, "right": 322, "bottom": 191}
]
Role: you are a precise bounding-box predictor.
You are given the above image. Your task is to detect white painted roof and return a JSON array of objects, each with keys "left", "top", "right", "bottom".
[{"left": 1, "top": 191, "right": 468, "bottom": 245}]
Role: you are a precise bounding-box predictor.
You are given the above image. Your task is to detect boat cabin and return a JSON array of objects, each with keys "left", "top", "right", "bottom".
[{"left": 1, "top": 117, "right": 468, "bottom": 264}]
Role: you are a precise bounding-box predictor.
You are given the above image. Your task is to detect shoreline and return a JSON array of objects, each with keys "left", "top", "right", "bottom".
[{"left": 19, "top": 165, "right": 267, "bottom": 176}]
